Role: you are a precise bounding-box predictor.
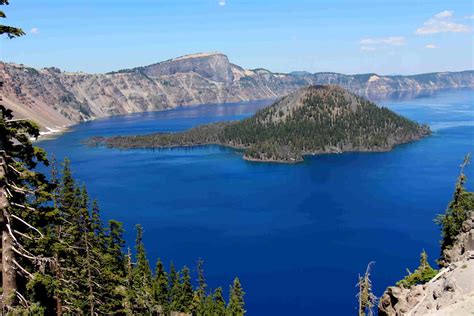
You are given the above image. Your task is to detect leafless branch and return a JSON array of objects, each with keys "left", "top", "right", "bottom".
[
  {"left": 8, "top": 183, "right": 34, "bottom": 194},
  {"left": 11, "top": 214, "right": 44, "bottom": 238},
  {"left": 13, "top": 259, "right": 34, "bottom": 280},
  {"left": 5, "top": 119, "right": 30, "bottom": 123},
  {"left": 6, "top": 223, "right": 18, "bottom": 244},
  {"left": 13, "top": 230, "right": 34, "bottom": 241},
  {"left": 5, "top": 187, "right": 13, "bottom": 198},
  {"left": 16, "top": 291, "right": 30, "bottom": 308},
  {"left": 7, "top": 164, "right": 24, "bottom": 175},
  {"left": 12, "top": 246, "right": 37, "bottom": 261},
  {"left": 10, "top": 202, "right": 36, "bottom": 211}
]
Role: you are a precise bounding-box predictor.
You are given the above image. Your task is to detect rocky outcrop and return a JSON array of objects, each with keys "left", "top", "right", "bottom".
[
  {"left": 1, "top": 53, "right": 473, "bottom": 132},
  {"left": 379, "top": 211, "right": 474, "bottom": 315},
  {"left": 139, "top": 52, "right": 235, "bottom": 84}
]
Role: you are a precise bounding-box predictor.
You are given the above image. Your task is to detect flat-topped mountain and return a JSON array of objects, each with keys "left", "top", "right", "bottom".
[
  {"left": 1, "top": 53, "right": 472, "bottom": 131},
  {"left": 89, "top": 85, "right": 431, "bottom": 163},
  {"left": 128, "top": 52, "right": 236, "bottom": 83}
]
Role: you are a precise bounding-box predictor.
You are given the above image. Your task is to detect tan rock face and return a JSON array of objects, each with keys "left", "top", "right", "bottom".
[{"left": 1, "top": 53, "right": 473, "bottom": 132}]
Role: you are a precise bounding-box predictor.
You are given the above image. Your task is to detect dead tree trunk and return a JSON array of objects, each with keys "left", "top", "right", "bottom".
[{"left": 0, "top": 152, "right": 17, "bottom": 310}]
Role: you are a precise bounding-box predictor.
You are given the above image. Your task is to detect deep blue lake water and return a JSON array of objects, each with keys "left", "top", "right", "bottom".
[{"left": 38, "top": 89, "right": 473, "bottom": 315}]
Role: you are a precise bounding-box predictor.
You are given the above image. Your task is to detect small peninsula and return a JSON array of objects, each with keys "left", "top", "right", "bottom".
[{"left": 87, "top": 85, "right": 431, "bottom": 163}]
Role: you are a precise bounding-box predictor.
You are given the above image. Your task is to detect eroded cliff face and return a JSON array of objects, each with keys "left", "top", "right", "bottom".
[
  {"left": 1, "top": 52, "right": 473, "bottom": 131},
  {"left": 379, "top": 211, "right": 474, "bottom": 316}
]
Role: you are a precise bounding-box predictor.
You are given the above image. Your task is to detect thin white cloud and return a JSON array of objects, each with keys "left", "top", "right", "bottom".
[
  {"left": 415, "top": 11, "right": 470, "bottom": 35},
  {"left": 359, "top": 36, "right": 406, "bottom": 46},
  {"left": 218, "top": 0, "right": 226, "bottom": 6},
  {"left": 425, "top": 44, "right": 436, "bottom": 49},
  {"left": 30, "top": 27, "right": 39, "bottom": 35},
  {"left": 358, "top": 36, "right": 405, "bottom": 52},
  {"left": 434, "top": 10, "right": 453, "bottom": 19}
]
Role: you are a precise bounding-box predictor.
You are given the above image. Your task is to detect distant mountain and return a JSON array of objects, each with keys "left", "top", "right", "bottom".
[
  {"left": 89, "top": 85, "right": 430, "bottom": 163},
  {"left": 1, "top": 52, "right": 472, "bottom": 131},
  {"left": 289, "top": 71, "right": 312, "bottom": 76}
]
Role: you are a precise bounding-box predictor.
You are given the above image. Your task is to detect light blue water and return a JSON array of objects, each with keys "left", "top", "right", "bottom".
[{"left": 38, "top": 89, "right": 473, "bottom": 315}]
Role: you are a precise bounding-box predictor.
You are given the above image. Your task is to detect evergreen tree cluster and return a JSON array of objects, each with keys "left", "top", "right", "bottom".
[
  {"left": 93, "top": 85, "right": 431, "bottom": 163},
  {"left": 1, "top": 149, "right": 246, "bottom": 315},
  {"left": 220, "top": 85, "right": 430, "bottom": 161},
  {"left": 435, "top": 154, "right": 474, "bottom": 261}
]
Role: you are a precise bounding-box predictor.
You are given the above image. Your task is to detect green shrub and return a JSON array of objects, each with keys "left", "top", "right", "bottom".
[{"left": 397, "top": 250, "right": 438, "bottom": 287}]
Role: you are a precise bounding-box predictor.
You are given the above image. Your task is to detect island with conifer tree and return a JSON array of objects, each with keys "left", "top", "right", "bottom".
[{"left": 88, "top": 85, "right": 431, "bottom": 163}]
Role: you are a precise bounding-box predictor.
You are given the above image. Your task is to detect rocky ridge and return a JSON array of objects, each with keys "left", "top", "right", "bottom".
[{"left": 1, "top": 52, "right": 473, "bottom": 132}]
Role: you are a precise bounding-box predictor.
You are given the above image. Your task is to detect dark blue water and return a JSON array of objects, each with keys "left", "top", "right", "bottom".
[{"left": 38, "top": 90, "right": 473, "bottom": 315}]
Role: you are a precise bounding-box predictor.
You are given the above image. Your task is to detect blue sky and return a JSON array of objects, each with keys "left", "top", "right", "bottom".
[{"left": 0, "top": 0, "right": 472, "bottom": 74}]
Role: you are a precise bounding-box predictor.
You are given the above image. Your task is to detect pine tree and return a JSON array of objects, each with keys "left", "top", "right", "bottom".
[
  {"left": 436, "top": 154, "right": 474, "bottom": 265},
  {"left": 77, "top": 186, "right": 105, "bottom": 315},
  {"left": 50, "top": 158, "right": 64, "bottom": 316},
  {"left": 212, "top": 287, "right": 226, "bottom": 316},
  {"left": 153, "top": 258, "right": 169, "bottom": 314},
  {"left": 131, "top": 224, "right": 154, "bottom": 313},
  {"left": 228, "top": 277, "right": 245, "bottom": 315},
  {"left": 191, "top": 291, "right": 201, "bottom": 315},
  {"left": 124, "top": 247, "right": 133, "bottom": 315},
  {"left": 91, "top": 200, "right": 105, "bottom": 245},
  {"left": 0, "top": 0, "right": 25, "bottom": 38},
  {"left": 356, "top": 262, "right": 377, "bottom": 316},
  {"left": 194, "top": 258, "right": 207, "bottom": 315},
  {"left": 168, "top": 261, "right": 181, "bottom": 312},
  {"left": 0, "top": 83, "right": 54, "bottom": 311},
  {"left": 56, "top": 159, "right": 83, "bottom": 313},
  {"left": 178, "top": 266, "right": 193, "bottom": 313},
  {"left": 203, "top": 293, "right": 215, "bottom": 315},
  {"left": 102, "top": 220, "right": 127, "bottom": 314}
]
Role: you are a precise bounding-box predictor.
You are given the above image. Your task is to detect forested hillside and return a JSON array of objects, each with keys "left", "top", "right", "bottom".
[{"left": 92, "top": 85, "right": 430, "bottom": 163}]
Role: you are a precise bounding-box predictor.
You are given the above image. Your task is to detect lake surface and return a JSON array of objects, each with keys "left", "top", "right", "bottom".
[{"left": 38, "top": 89, "right": 473, "bottom": 315}]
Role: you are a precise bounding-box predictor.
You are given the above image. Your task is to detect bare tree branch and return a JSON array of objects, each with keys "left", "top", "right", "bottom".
[
  {"left": 7, "top": 183, "right": 34, "bottom": 194},
  {"left": 10, "top": 202, "right": 36, "bottom": 212},
  {"left": 10, "top": 214, "right": 44, "bottom": 238},
  {"left": 13, "top": 230, "right": 34, "bottom": 241},
  {"left": 11, "top": 246, "right": 37, "bottom": 261},
  {"left": 16, "top": 291, "right": 30, "bottom": 309},
  {"left": 7, "top": 164, "right": 23, "bottom": 175},
  {"left": 12, "top": 259, "right": 33, "bottom": 280},
  {"left": 6, "top": 223, "right": 18, "bottom": 244}
]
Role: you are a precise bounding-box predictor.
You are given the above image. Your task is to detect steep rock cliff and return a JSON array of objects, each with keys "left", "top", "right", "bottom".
[{"left": 1, "top": 53, "right": 473, "bottom": 131}]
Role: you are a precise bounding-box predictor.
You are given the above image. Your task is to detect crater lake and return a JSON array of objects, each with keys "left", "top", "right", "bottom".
[{"left": 38, "top": 88, "right": 473, "bottom": 315}]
